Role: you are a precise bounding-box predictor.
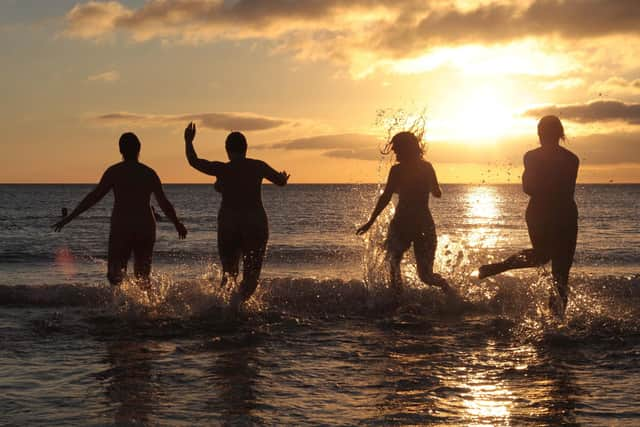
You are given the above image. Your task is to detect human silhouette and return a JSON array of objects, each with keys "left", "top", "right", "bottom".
[
  {"left": 477, "top": 115, "right": 579, "bottom": 317},
  {"left": 183, "top": 122, "right": 289, "bottom": 308},
  {"left": 61, "top": 207, "right": 68, "bottom": 217},
  {"left": 52, "top": 132, "right": 187, "bottom": 286},
  {"left": 357, "top": 131, "right": 452, "bottom": 298}
]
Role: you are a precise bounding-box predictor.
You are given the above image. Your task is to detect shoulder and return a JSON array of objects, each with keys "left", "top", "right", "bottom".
[
  {"left": 561, "top": 147, "right": 579, "bottom": 164},
  {"left": 421, "top": 160, "right": 435, "bottom": 171},
  {"left": 523, "top": 148, "right": 541, "bottom": 163},
  {"left": 139, "top": 162, "right": 159, "bottom": 177},
  {"left": 104, "top": 163, "right": 122, "bottom": 177}
]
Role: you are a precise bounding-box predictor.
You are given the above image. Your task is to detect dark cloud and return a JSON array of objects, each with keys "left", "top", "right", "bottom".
[
  {"left": 377, "top": 0, "right": 640, "bottom": 56},
  {"left": 267, "top": 133, "right": 381, "bottom": 150},
  {"left": 64, "top": 1, "right": 640, "bottom": 65},
  {"left": 265, "top": 130, "right": 640, "bottom": 166},
  {"left": 96, "top": 111, "right": 289, "bottom": 131},
  {"left": 524, "top": 100, "right": 640, "bottom": 124}
]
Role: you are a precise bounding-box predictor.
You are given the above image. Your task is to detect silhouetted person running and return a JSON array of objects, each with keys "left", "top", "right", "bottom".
[
  {"left": 357, "top": 131, "right": 452, "bottom": 299},
  {"left": 53, "top": 132, "right": 187, "bottom": 286},
  {"left": 477, "top": 115, "right": 579, "bottom": 317},
  {"left": 183, "top": 122, "right": 289, "bottom": 308}
]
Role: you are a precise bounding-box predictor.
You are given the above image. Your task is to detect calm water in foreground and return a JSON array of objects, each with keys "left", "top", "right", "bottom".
[{"left": 1, "top": 184, "right": 639, "bottom": 425}]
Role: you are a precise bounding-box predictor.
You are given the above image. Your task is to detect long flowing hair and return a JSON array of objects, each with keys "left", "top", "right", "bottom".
[{"left": 379, "top": 111, "right": 427, "bottom": 162}]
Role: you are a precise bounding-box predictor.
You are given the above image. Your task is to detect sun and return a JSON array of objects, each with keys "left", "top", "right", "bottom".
[{"left": 437, "top": 85, "right": 516, "bottom": 143}]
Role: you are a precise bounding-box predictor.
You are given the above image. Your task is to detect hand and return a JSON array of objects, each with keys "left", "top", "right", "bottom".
[
  {"left": 52, "top": 216, "right": 71, "bottom": 232},
  {"left": 280, "top": 171, "right": 290, "bottom": 184},
  {"left": 184, "top": 122, "right": 196, "bottom": 143},
  {"left": 175, "top": 221, "right": 187, "bottom": 239},
  {"left": 356, "top": 221, "right": 372, "bottom": 235}
]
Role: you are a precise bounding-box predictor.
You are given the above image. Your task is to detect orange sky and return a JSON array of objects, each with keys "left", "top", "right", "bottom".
[{"left": 2, "top": 0, "right": 640, "bottom": 183}]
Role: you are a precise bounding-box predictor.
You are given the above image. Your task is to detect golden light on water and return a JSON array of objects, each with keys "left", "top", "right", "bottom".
[
  {"left": 463, "top": 380, "right": 513, "bottom": 425},
  {"left": 465, "top": 186, "right": 502, "bottom": 249}
]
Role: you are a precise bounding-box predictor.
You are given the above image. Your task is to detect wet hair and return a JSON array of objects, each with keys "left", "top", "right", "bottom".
[
  {"left": 383, "top": 131, "right": 424, "bottom": 162},
  {"left": 119, "top": 132, "right": 141, "bottom": 160},
  {"left": 225, "top": 131, "right": 247, "bottom": 155},
  {"left": 537, "top": 115, "right": 565, "bottom": 145}
]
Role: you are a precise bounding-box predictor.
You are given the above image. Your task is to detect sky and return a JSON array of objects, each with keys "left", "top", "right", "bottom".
[{"left": 1, "top": 0, "right": 640, "bottom": 183}]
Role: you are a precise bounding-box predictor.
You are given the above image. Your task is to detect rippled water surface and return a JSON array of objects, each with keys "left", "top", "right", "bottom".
[{"left": 1, "top": 184, "right": 639, "bottom": 425}]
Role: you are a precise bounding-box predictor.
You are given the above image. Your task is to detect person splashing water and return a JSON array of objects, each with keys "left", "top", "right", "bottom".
[
  {"left": 477, "top": 115, "right": 579, "bottom": 318},
  {"left": 183, "top": 122, "right": 289, "bottom": 310},
  {"left": 357, "top": 131, "right": 453, "bottom": 304}
]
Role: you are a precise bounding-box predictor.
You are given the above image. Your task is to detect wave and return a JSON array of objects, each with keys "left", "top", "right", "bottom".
[{"left": 1, "top": 272, "right": 639, "bottom": 322}]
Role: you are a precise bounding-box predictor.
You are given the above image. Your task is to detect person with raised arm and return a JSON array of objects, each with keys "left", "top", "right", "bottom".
[
  {"left": 183, "top": 122, "right": 289, "bottom": 308},
  {"left": 53, "top": 132, "right": 187, "bottom": 286},
  {"left": 357, "top": 131, "right": 452, "bottom": 301},
  {"left": 477, "top": 115, "right": 579, "bottom": 317}
]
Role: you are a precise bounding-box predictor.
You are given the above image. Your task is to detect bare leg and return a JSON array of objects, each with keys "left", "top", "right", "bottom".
[
  {"left": 107, "top": 232, "right": 131, "bottom": 286},
  {"left": 230, "top": 243, "right": 267, "bottom": 308},
  {"left": 478, "top": 249, "right": 550, "bottom": 279},
  {"left": 414, "top": 228, "right": 452, "bottom": 293},
  {"left": 133, "top": 232, "right": 155, "bottom": 291},
  {"left": 549, "top": 224, "right": 577, "bottom": 317},
  {"left": 389, "top": 253, "right": 403, "bottom": 294}
]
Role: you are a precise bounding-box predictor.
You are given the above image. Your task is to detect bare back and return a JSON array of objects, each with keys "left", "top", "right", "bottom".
[
  {"left": 387, "top": 160, "right": 439, "bottom": 219},
  {"left": 523, "top": 146, "right": 579, "bottom": 206},
  {"left": 103, "top": 161, "right": 160, "bottom": 229}
]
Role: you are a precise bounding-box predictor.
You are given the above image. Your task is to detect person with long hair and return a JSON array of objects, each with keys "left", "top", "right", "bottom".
[
  {"left": 183, "top": 122, "right": 289, "bottom": 309},
  {"left": 477, "top": 115, "right": 579, "bottom": 317},
  {"left": 357, "top": 131, "right": 451, "bottom": 299}
]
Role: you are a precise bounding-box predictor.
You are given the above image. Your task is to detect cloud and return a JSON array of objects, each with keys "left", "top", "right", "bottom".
[
  {"left": 569, "top": 131, "right": 640, "bottom": 164},
  {"left": 62, "top": 1, "right": 640, "bottom": 76},
  {"left": 256, "top": 133, "right": 383, "bottom": 160},
  {"left": 87, "top": 70, "right": 120, "bottom": 82},
  {"left": 64, "top": 1, "right": 130, "bottom": 39},
  {"left": 523, "top": 100, "right": 640, "bottom": 124},
  {"left": 591, "top": 77, "right": 640, "bottom": 95},
  {"left": 263, "top": 129, "right": 640, "bottom": 166},
  {"left": 95, "top": 111, "right": 290, "bottom": 131},
  {"left": 268, "top": 133, "right": 381, "bottom": 150}
]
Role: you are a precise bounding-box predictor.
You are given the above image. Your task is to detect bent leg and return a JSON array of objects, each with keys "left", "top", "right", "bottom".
[
  {"left": 236, "top": 243, "right": 267, "bottom": 303},
  {"left": 414, "top": 227, "right": 450, "bottom": 291},
  {"left": 478, "top": 249, "right": 550, "bottom": 279}
]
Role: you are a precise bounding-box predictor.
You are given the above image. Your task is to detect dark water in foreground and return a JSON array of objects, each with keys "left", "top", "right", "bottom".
[{"left": 1, "top": 184, "right": 639, "bottom": 425}]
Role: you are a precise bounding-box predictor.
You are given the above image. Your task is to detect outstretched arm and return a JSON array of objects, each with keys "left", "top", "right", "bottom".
[
  {"left": 152, "top": 173, "right": 187, "bottom": 239},
  {"left": 261, "top": 161, "right": 290, "bottom": 186},
  {"left": 184, "top": 122, "right": 223, "bottom": 176},
  {"left": 356, "top": 169, "right": 395, "bottom": 235},
  {"left": 52, "top": 170, "right": 112, "bottom": 231},
  {"left": 429, "top": 163, "right": 442, "bottom": 198}
]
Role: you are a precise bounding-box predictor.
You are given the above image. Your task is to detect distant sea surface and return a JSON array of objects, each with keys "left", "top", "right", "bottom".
[{"left": 1, "top": 184, "right": 639, "bottom": 425}]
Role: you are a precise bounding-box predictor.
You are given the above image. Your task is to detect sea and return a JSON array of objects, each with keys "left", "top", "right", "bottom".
[{"left": 1, "top": 183, "right": 639, "bottom": 425}]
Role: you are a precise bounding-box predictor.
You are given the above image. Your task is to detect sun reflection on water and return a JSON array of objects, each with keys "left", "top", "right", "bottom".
[{"left": 465, "top": 186, "right": 503, "bottom": 249}]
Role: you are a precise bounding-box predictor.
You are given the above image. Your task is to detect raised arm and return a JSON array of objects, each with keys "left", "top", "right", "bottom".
[
  {"left": 261, "top": 161, "right": 290, "bottom": 186},
  {"left": 52, "top": 169, "right": 113, "bottom": 231},
  {"left": 152, "top": 172, "right": 187, "bottom": 239},
  {"left": 356, "top": 168, "right": 395, "bottom": 235},
  {"left": 184, "top": 122, "right": 223, "bottom": 176}
]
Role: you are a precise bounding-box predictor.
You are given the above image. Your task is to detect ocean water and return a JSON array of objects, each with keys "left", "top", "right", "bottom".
[{"left": 1, "top": 183, "right": 639, "bottom": 425}]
